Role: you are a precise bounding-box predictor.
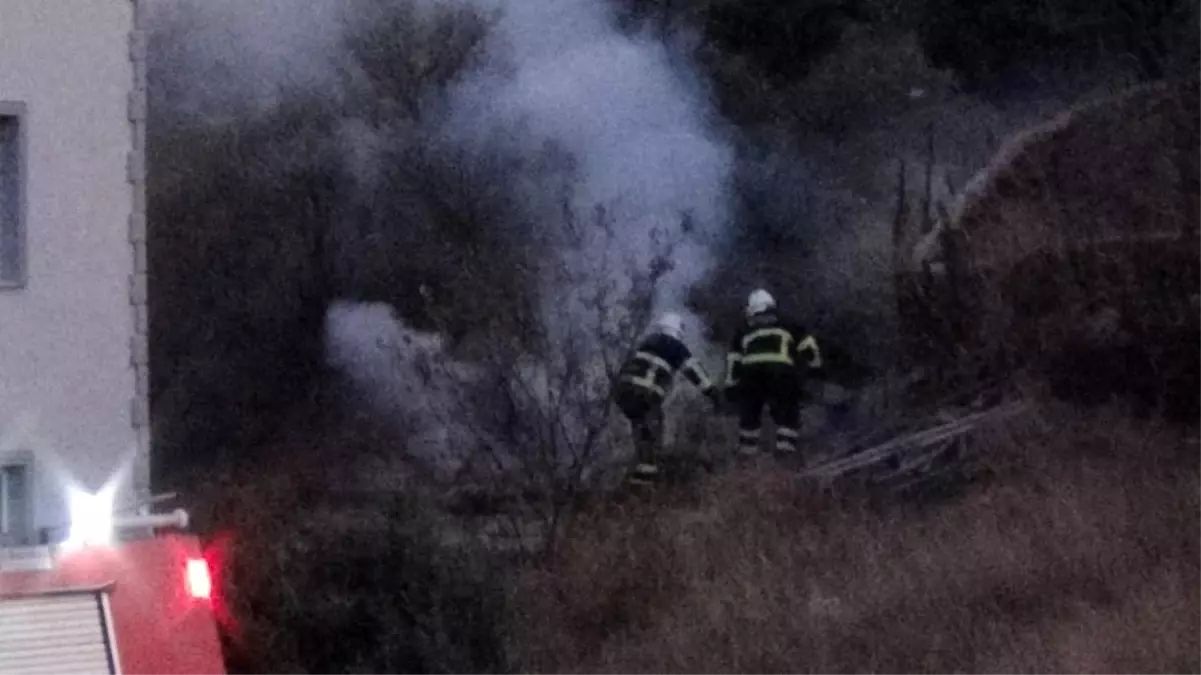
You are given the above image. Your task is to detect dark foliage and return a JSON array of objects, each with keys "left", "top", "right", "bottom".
[
  {"left": 704, "top": 0, "right": 868, "bottom": 82},
  {"left": 147, "top": 98, "right": 347, "bottom": 485},
  {"left": 205, "top": 483, "right": 512, "bottom": 674}
]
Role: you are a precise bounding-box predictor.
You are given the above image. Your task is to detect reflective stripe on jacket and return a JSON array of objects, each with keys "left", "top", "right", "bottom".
[
  {"left": 725, "top": 312, "right": 822, "bottom": 385},
  {"left": 619, "top": 332, "right": 713, "bottom": 398}
]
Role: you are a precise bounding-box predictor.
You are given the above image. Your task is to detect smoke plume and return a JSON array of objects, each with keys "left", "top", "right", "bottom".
[
  {"left": 145, "top": 0, "right": 344, "bottom": 118},
  {"left": 441, "top": 0, "right": 734, "bottom": 347}
]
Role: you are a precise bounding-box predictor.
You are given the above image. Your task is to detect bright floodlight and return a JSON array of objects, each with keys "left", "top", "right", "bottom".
[{"left": 64, "top": 485, "right": 116, "bottom": 550}]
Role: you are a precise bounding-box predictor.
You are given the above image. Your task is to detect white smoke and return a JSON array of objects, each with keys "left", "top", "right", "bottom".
[
  {"left": 145, "top": 0, "right": 345, "bottom": 118},
  {"left": 441, "top": 0, "right": 734, "bottom": 348},
  {"left": 324, "top": 301, "right": 485, "bottom": 476}
]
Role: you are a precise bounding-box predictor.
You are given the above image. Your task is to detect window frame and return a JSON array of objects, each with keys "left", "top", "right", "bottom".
[
  {"left": 0, "top": 451, "right": 35, "bottom": 547},
  {"left": 0, "top": 100, "right": 28, "bottom": 290}
]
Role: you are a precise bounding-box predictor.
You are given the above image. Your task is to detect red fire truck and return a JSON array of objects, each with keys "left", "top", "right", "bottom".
[{"left": 0, "top": 502, "right": 226, "bottom": 674}]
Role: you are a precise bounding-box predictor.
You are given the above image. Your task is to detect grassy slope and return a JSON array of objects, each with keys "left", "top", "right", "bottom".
[{"left": 511, "top": 404, "right": 1200, "bottom": 673}]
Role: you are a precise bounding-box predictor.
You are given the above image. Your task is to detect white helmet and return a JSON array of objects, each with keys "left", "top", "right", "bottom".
[
  {"left": 655, "top": 312, "right": 684, "bottom": 340},
  {"left": 746, "top": 289, "right": 776, "bottom": 316}
]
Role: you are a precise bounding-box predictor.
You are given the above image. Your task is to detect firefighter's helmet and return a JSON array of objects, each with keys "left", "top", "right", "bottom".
[
  {"left": 655, "top": 312, "right": 684, "bottom": 340},
  {"left": 746, "top": 289, "right": 776, "bottom": 316}
]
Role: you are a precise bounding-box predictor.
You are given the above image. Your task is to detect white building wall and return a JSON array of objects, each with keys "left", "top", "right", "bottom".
[{"left": 0, "top": 0, "right": 147, "bottom": 544}]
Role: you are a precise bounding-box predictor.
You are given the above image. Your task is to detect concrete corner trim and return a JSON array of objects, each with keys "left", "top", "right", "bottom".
[{"left": 126, "top": 0, "right": 150, "bottom": 497}]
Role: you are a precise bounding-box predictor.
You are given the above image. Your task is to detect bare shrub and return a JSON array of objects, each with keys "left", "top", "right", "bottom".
[{"left": 342, "top": 202, "right": 696, "bottom": 556}]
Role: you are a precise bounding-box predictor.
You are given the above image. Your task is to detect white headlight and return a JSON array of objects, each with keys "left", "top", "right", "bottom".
[{"left": 63, "top": 485, "right": 116, "bottom": 550}]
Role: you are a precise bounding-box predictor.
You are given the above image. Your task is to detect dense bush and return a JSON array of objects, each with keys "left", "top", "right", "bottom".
[{"left": 191, "top": 466, "right": 512, "bottom": 674}]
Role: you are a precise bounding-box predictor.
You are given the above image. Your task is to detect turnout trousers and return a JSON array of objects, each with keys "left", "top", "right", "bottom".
[
  {"left": 614, "top": 381, "right": 665, "bottom": 484},
  {"left": 734, "top": 364, "right": 802, "bottom": 456}
]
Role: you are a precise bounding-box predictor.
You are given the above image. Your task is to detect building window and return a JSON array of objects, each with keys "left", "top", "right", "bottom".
[
  {"left": 1, "top": 462, "right": 32, "bottom": 547},
  {"left": 0, "top": 102, "right": 27, "bottom": 288}
]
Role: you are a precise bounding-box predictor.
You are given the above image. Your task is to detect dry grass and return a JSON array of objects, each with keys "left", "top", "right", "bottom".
[
  {"left": 510, "top": 404, "right": 1200, "bottom": 673},
  {"left": 892, "top": 76, "right": 1199, "bottom": 421},
  {"left": 951, "top": 76, "right": 1198, "bottom": 271}
]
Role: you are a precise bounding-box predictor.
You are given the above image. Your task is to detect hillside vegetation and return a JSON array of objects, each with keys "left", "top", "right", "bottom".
[
  {"left": 146, "top": 0, "right": 1199, "bottom": 485},
  {"left": 902, "top": 76, "right": 1199, "bottom": 421},
  {"left": 144, "top": 0, "right": 1200, "bottom": 672},
  {"left": 515, "top": 406, "right": 1198, "bottom": 673},
  {"left": 196, "top": 402, "right": 1199, "bottom": 673}
]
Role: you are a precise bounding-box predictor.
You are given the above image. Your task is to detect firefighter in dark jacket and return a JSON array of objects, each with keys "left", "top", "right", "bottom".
[
  {"left": 724, "top": 289, "right": 822, "bottom": 458},
  {"left": 615, "top": 312, "right": 720, "bottom": 485}
]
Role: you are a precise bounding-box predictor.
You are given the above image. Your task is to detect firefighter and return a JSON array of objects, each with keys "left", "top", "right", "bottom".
[
  {"left": 724, "top": 289, "right": 822, "bottom": 459},
  {"left": 615, "top": 312, "right": 721, "bottom": 486}
]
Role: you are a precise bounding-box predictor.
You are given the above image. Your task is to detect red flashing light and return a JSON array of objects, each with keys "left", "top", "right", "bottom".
[{"left": 186, "top": 557, "right": 213, "bottom": 600}]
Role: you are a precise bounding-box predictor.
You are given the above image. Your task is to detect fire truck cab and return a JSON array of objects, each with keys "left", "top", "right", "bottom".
[{"left": 0, "top": 510, "right": 226, "bottom": 674}]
